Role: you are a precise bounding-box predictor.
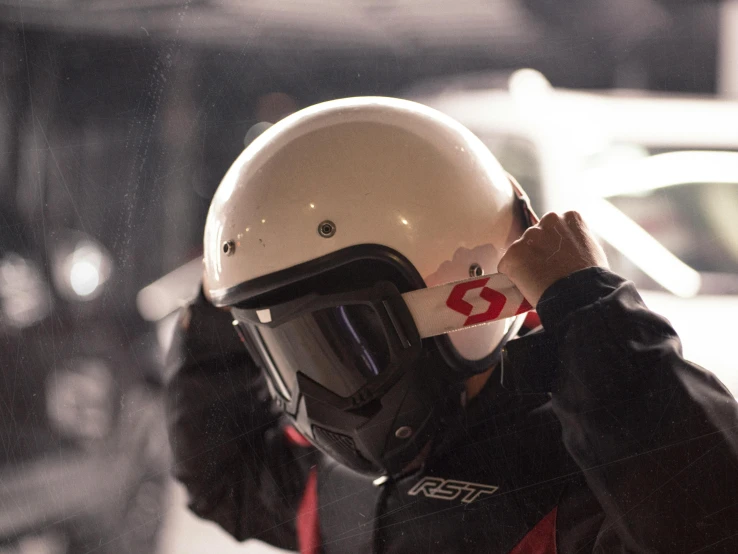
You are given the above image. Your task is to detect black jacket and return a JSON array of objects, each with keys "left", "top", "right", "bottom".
[{"left": 166, "top": 268, "right": 738, "bottom": 553}]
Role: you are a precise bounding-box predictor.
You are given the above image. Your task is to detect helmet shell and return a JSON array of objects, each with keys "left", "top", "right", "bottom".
[{"left": 204, "top": 96, "right": 520, "bottom": 362}]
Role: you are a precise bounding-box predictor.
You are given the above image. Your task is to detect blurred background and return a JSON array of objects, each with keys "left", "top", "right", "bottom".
[{"left": 1, "top": 1, "right": 737, "bottom": 552}]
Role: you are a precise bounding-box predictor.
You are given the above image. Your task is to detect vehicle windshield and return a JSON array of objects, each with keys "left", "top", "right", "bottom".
[
  {"left": 607, "top": 181, "right": 738, "bottom": 276},
  {"left": 601, "top": 180, "right": 738, "bottom": 295},
  {"left": 477, "top": 136, "right": 738, "bottom": 294}
]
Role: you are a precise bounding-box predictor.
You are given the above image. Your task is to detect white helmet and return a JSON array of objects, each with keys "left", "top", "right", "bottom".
[{"left": 204, "top": 97, "right": 533, "bottom": 476}]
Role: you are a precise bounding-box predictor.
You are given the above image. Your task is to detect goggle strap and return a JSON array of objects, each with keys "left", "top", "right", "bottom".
[
  {"left": 402, "top": 273, "right": 532, "bottom": 339},
  {"left": 508, "top": 172, "right": 539, "bottom": 226}
]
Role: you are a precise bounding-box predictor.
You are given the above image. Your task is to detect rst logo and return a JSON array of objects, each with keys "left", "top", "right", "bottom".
[{"left": 408, "top": 477, "right": 499, "bottom": 504}]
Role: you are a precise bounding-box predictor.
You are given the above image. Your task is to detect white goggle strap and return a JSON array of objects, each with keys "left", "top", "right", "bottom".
[{"left": 401, "top": 273, "right": 532, "bottom": 340}]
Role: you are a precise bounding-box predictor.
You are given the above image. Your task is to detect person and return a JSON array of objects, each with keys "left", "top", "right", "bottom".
[{"left": 165, "top": 97, "right": 738, "bottom": 554}]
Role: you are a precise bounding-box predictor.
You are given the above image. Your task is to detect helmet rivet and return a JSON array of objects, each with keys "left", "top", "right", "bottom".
[
  {"left": 318, "top": 220, "right": 336, "bottom": 238},
  {"left": 223, "top": 240, "right": 236, "bottom": 256},
  {"left": 395, "top": 426, "right": 413, "bottom": 439},
  {"left": 469, "top": 263, "right": 483, "bottom": 278}
]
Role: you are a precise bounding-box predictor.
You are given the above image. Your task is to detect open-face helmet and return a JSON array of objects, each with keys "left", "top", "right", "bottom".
[{"left": 204, "top": 97, "right": 534, "bottom": 477}]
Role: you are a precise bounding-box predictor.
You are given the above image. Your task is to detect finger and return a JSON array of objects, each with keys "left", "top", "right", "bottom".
[
  {"left": 537, "top": 211, "right": 561, "bottom": 229},
  {"left": 563, "top": 211, "right": 601, "bottom": 248},
  {"left": 562, "top": 210, "right": 587, "bottom": 233},
  {"left": 499, "top": 228, "right": 542, "bottom": 276},
  {"left": 562, "top": 210, "right": 583, "bottom": 223},
  {"left": 498, "top": 242, "right": 523, "bottom": 276},
  {"left": 507, "top": 225, "right": 543, "bottom": 250}
]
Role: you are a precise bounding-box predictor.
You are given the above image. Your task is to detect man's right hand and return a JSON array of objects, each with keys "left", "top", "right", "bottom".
[{"left": 498, "top": 211, "right": 609, "bottom": 307}]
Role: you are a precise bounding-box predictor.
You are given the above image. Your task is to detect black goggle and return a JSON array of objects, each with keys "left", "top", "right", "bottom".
[{"left": 232, "top": 280, "right": 422, "bottom": 406}]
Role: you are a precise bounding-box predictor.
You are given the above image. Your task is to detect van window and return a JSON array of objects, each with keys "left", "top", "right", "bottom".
[{"left": 606, "top": 181, "right": 738, "bottom": 293}]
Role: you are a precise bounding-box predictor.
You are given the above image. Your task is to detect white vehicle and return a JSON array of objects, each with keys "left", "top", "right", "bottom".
[{"left": 410, "top": 70, "right": 738, "bottom": 395}]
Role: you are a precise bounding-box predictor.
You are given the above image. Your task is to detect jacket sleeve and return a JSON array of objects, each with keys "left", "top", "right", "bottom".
[
  {"left": 165, "top": 288, "right": 314, "bottom": 550},
  {"left": 537, "top": 267, "right": 738, "bottom": 553}
]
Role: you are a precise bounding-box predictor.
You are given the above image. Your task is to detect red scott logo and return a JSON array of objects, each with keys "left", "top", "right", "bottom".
[{"left": 446, "top": 277, "right": 531, "bottom": 327}]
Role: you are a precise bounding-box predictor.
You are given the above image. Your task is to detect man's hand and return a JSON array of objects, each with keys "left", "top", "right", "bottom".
[{"left": 498, "top": 211, "right": 609, "bottom": 307}]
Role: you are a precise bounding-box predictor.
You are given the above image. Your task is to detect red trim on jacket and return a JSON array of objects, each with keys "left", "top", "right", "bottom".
[
  {"left": 523, "top": 310, "right": 542, "bottom": 331},
  {"left": 296, "top": 467, "right": 321, "bottom": 554},
  {"left": 285, "top": 425, "right": 313, "bottom": 448},
  {"left": 508, "top": 507, "right": 557, "bottom": 554}
]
